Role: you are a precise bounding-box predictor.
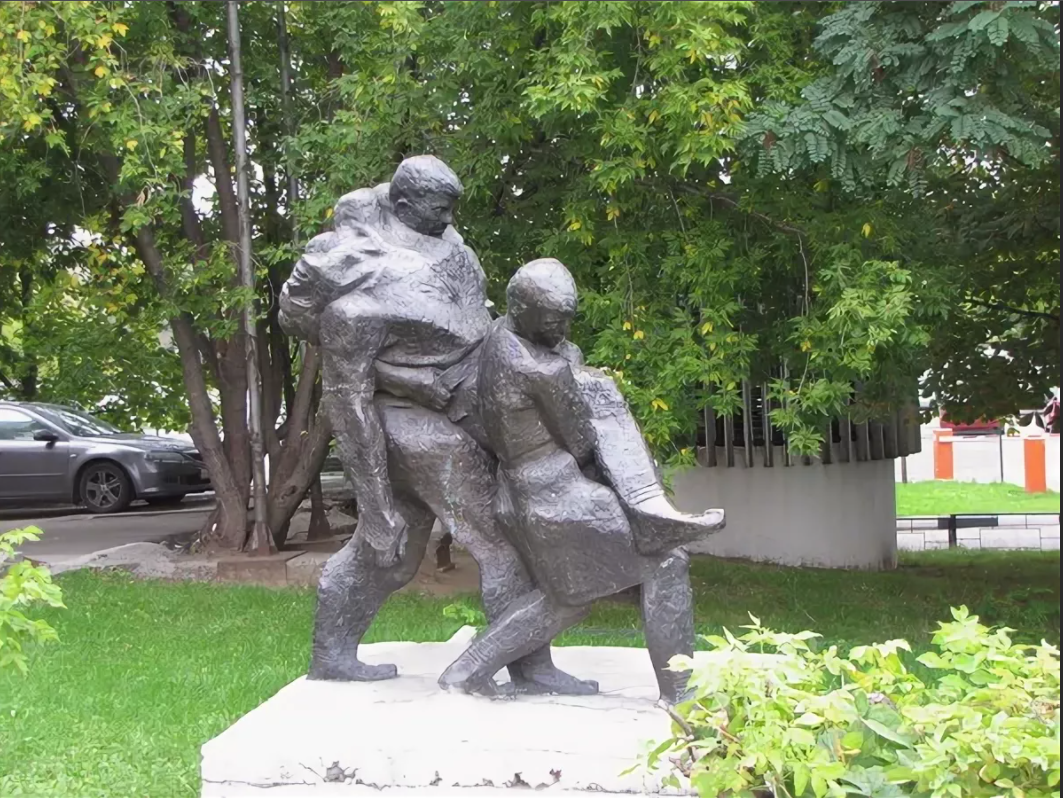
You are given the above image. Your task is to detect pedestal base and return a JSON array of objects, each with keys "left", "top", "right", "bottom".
[{"left": 202, "top": 628, "right": 702, "bottom": 796}]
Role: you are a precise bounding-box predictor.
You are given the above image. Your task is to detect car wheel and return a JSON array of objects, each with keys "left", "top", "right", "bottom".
[
  {"left": 80, "top": 462, "right": 133, "bottom": 514},
  {"left": 145, "top": 495, "right": 185, "bottom": 507}
]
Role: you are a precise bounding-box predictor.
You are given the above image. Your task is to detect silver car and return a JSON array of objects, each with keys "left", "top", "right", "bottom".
[{"left": 0, "top": 401, "right": 210, "bottom": 514}]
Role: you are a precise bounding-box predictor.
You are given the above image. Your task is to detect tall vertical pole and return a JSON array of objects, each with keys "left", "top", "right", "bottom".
[
  {"left": 277, "top": 1, "right": 299, "bottom": 244},
  {"left": 227, "top": 0, "right": 273, "bottom": 554}
]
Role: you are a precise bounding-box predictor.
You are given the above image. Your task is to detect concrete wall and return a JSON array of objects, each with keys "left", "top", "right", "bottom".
[
  {"left": 895, "top": 428, "right": 1060, "bottom": 491},
  {"left": 670, "top": 455, "right": 897, "bottom": 570},
  {"left": 896, "top": 514, "right": 1060, "bottom": 552}
]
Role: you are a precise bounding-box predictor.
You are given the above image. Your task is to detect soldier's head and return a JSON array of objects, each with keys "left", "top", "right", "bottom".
[
  {"left": 389, "top": 155, "right": 463, "bottom": 238},
  {"left": 506, "top": 258, "right": 578, "bottom": 348}
]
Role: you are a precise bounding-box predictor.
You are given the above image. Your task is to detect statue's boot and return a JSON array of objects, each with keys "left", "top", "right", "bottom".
[
  {"left": 572, "top": 368, "right": 724, "bottom": 555},
  {"left": 626, "top": 494, "right": 725, "bottom": 556},
  {"left": 308, "top": 504, "right": 434, "bottom": 681},
  {"left": 439, "top": 590, "right": 590, "bottom": 697}
]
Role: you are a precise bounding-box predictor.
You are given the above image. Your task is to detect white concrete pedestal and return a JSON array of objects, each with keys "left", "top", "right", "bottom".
[{"left": 201, "top": 628, "right": 697, "bottom": 796}]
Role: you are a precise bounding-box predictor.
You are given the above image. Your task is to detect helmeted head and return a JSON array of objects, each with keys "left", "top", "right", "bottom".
[
  {"left": 388, "top": 155, "right": 463, "bottom": 238},
  {"left": 506, "top": 258, "right": 578, "bottom": 348}
]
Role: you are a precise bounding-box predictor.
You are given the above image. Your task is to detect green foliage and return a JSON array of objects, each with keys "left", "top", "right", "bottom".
[
  {"left": 0, "top": 527, "right": 65, "bottom": 674},
  {"left": 442, "top": 600, "right": 487, "bottom": 628},
  {"left": 1, "top": 0, "right": 1058, "bottom": 459},
  {"left": 746, "top": 1, "right": 1058, "bottom": 193},
  {"left": 288, "top": 0, "right": 936, "bottom": 457},
  {"left": 642, "top": 607, "right": 1060, "bottom": 798},
  {"left": 745, "top": 0, "right": 1060, "bottom": 421},
  {"left": 1, "top": 554, "right": 1057, "bottom": 795}
]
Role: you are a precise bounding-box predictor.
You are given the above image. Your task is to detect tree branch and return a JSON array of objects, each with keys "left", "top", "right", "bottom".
[
  {"left": 647, "top": 180, "right": 808, "bottom": 238},
  {"left": 965, "top": 297, "right": 1059, "bottom": 323}
]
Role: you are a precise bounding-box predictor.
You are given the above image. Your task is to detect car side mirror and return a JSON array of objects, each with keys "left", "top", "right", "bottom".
[{"left": 33, "top": 429, "right": 60, "bottom": 444}]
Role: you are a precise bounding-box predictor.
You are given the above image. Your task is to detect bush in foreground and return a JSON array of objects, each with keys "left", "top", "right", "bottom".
[
  {"left": 644, "top": 607, "right": 1060, "bottom": 798},
  {"left": 0, "top": 527, "right": 65, "bottom": 674}
]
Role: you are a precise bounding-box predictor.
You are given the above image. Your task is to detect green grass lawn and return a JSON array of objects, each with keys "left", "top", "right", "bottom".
[
  {"left": 1, "top": 551, "right": 1059, "bottom": 797},
  {"left": 896, "top": 481, "right": 1060, "bottom": 515}
]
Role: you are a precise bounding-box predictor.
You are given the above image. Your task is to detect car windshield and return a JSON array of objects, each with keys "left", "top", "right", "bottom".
[{"left": 37, "top": 406, "right": 123, "bottom": 437}]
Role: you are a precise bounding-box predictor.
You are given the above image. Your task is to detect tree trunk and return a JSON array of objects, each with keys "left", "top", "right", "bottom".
[
  {"left": 307, "top": 476, "right": 332, "bottom": 541},
  {"left": 16, "top": 267, "right": 38, "bottom": 400},
  {"left": 227, "top": 0, "right": 273, "bottom": 555},
  {"left": 130, "top": 226, "right": 248, "bottom": 550},
  {"left": 265, "top": 348, "right": 331, "bottom": 548}
]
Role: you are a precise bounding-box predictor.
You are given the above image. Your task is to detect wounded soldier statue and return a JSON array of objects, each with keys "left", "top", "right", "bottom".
[{"left": 279, "top": 156, "right": 724, "bottom": 703}]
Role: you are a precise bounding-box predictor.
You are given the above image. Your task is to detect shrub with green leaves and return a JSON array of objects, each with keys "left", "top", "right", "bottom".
[
  {"left": 0, "top": 527, "right": 65, "bottom": 674},
  {"left": 642, "top": 607, "right": 1060, "bottom": 798}
]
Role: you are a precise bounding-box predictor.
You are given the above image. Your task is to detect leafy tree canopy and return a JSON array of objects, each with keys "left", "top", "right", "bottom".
[{"left": 1, "top": 0, "right": 1058, "bottom": 479}]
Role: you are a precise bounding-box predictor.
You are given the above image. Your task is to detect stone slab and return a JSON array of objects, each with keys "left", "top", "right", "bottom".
[
  {"left": 202, "top": 628, "right": 765, "bottom": 796},
  {"left": 979, "top": 528, "right": 1042, "bottom": 549},
  {"left": 216, "top": 552, "right": 301, "bottom": 586}
]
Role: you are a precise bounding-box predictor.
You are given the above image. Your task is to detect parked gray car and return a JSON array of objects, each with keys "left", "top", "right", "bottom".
[{"left": 0, "top": 401, "right": 210, "bottom": 513}]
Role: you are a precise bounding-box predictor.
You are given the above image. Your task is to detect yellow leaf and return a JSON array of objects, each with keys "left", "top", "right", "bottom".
[
  {"left": 567, "top": 220, "right": 582, "bottom": 231},
  {"left": 633, "top": 330, "right": 645, "bottom": 340},
  {"left": 800, "top": 339, "right": 813, "bottom": 352},
  {"left": 113, "top": 22, "right": 129, "bottom": 36},
  {"left": 651, "top": 398, "right": 669, "bottom": 412},
  {"left": 700, "top": 321, "right": 713, "bottom": 335},
  {"left": 96, "top": 34, "right": 113, "bottom": 49},
  {"left": 606, "top": 206, "right": 620, "bottom": 221},
  {"left": 125, "top": 139, "right": 138, "bottom": 151},
  {"left": 648, "top": 109, "right": 660, "bottom": 124},
  {"left": 95, "top": 65, "right": 108, "bottom": 78},
  {"left": 325, "top": 207, "right": 334, "bottom": 219},
  {"left": 861, "top": 222, "right": 873, "bottom": 238},
  {"left": 814, "top": 179, "right": 830, "bottom": 193},
  {"left": 23, "top": 112, "right": 42, "bottom": 130},
  {"left": 622, "top": 321, "right": 632, "bottom": 331},
  {"left": 709, "top": 341, "right": 716, "bottom": 352},
  {"left": 16, "top": 30, "right": 31, "bottom": 43}
]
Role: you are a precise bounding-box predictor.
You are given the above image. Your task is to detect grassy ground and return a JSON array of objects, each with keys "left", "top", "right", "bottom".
[
  {"left": 895, "top": 481, "right": 1060, "bottom": 515},
  {"left": 1, "top": 550, "right": 1058, "bottom": 797}
]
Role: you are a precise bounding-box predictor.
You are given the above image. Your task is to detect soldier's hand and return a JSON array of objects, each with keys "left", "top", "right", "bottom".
[
  {"left": 364, "top": 510, "right": 409, "bottom": 568},
  {"left": 418, "top": 368, "right": 452, "bottom": 412},
  {"left": 374, "top": 526, "right": 408, "bottom": 569}
]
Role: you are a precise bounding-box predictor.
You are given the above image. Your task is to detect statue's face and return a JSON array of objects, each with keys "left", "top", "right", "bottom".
[
  {"left": 521, "top": 306, "right": 573, "bottom": 349},
  {"left": 393, "top": 188, "right": 457, "bottom": 238}
]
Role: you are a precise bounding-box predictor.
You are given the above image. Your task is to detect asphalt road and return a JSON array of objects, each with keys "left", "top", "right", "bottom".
[{"left": 0, "top": 498, "right": 215, "bottom": 564}]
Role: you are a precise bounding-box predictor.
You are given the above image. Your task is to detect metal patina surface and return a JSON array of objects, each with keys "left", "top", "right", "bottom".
[{"left": 280, "top": 159, "right": 724, "bottom": 702}]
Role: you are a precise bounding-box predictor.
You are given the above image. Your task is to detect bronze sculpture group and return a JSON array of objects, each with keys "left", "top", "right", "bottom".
[{"left": 280, "top": 156, "right": 724, "bottom": 703}]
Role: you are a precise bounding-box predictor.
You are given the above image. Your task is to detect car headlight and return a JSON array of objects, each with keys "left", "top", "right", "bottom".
[{"left": 147, "top": 450, "right": 186, "bottom": 463}]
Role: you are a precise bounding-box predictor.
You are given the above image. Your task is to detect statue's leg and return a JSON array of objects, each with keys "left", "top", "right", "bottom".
[
  {"left": 441, "top": 460, "right": 645, "bottom": 697},
  {"left": 308, "top": 496, "right": 434, "bottom": 681},
  {"left": 379, "top": 403, "right": 597, "bottom": 696},
  {"left": 638, "top": 547, "right": 695, "bottom": 704},
  {"left": 438, "top": 589, "right": 590, "bottom": 697},
  {"left": 573, "top": 369, "right": 724, "bottom": 554}
]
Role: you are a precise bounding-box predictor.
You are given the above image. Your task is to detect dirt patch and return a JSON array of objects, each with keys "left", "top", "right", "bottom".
[{"left": 400, "top": 546, "right": 482, "bottom": 597}]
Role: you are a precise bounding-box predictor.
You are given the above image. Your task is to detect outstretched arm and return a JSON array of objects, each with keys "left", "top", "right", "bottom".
[
  {"left": 319, "top": 294, "right": 406, "bottom": 565},
  {"left": 524, "top": 346, "right": 595, "bottom": 467}
]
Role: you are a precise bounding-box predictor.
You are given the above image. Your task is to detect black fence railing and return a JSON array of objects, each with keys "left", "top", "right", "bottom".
[{"left": 897, "top": 512, "right": 1060, "bottom": 548}]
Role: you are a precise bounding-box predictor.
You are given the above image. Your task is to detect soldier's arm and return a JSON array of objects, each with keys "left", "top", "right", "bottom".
[
  {"left": 519, "top": 339, "right": 595, "bottom": 466},
  {"left": 374, "top": 362, "right": 450, "bottom": 411}
]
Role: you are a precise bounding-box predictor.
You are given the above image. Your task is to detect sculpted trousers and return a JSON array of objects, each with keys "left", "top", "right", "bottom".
[{"left": 308, "top": 401, "right": 576, "bottom": 687}]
